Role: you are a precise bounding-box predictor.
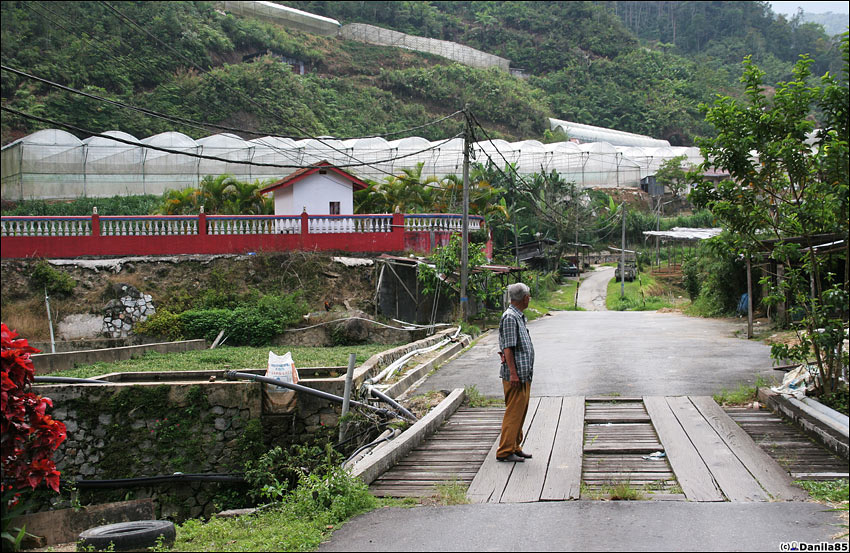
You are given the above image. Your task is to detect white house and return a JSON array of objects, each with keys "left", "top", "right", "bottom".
[{"left": 259, "top": 160, "right": 368, "bottom": 215}]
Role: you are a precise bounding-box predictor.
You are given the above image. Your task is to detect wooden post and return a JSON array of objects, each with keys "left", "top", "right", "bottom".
[
  {"left": 746, "top": 256, "right": 753, "bottom": 339},
  {"left": 339, "top": 353, "right": 356, "bottom": 442},
  {"left": 776, "top": 263, "right": 786, "bottom": 326}
]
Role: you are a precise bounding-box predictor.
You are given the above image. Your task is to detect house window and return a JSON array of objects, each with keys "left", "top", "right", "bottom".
[{"left": 329, "top": 202, "right": 340, "bottom": 215}]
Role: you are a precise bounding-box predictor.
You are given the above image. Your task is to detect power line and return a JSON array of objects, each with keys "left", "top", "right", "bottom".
[
  {"left": 468, "top": 113, "right": 572, "bottom": 225},
  {"left": 5, "top": 3, "right": 464, "bottom": 144},
  {"left": 96, "top": 1, "right": 412, "bottom": 179},
  {"left": 10, "top": 2, "right": 466, "bottom": 142},
  {"left": 1, "top": 105, "right": 464, "bottom": 171},
  {"left": 11, "top": 1, "right": 466, "bottom": 180}
]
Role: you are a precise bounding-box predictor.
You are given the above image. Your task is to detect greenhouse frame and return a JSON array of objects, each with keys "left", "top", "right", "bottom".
[{"left": 0, "top": 127, "right": 705, "bottom": 202}]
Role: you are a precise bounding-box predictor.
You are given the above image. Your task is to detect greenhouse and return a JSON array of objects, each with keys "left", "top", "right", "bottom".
[{"left": 0, "top": 128, "right": 705, "bottom": 201}]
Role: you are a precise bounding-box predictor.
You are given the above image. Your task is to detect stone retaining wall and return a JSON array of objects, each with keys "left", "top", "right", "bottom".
[{"left": 36, "top": 381, "right": 262, "bottom": 520}]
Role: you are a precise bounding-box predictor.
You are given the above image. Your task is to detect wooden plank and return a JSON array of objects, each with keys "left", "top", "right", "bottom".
[
  {"left": 586, "top": 397, "right": 645, "bottom": 402},
  {"left": 541, "top": 396, "right": 584, "bottom": 501},
  {"left": 644, "top": 396, "right": 723, "bottom": 502},
  {"left": 585, "top": 414, "right": 651, "bottom": 423},
  {"left": 467, "top": 398, "right": 541, "bottom": 504},
  {"left": 690, "top": 396, "right": 808, "bottom": 501},
  {"left": 666, "top": 396, "right": 767, "bottom": 502},
  {"left": 500, "top": 397, "right": 562, "bottom": 503},
  {"left": 792, "top": 472, "right": 850, "bottom": 480},
  {"left": 584, "top": 443, "right": 662, "bottom": 453}
]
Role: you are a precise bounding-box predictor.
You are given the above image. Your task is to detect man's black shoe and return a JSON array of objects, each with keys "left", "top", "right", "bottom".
[
  {"left": 496, "top": 453, "right": 525, "bottom": 462},
  {"left": 514, "top": 450, "right": 533, "bottom": 459}
]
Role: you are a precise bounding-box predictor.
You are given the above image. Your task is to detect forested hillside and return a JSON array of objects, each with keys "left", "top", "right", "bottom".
[{"left": 1, "top": 1, "right": 843, "bottom": 147}]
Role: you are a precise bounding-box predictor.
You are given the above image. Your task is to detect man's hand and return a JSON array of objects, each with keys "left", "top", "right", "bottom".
[
  {"left": 509, "top": 371, "right": 521, "bottom": 388},
  {"left": 504, "top": 347, "right": 521, "bottom": 388}
]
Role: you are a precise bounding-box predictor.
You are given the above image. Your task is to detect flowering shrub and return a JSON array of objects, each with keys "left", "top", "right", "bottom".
[{"left": 1, "top": 323, "right": 66, "bottom": 494}]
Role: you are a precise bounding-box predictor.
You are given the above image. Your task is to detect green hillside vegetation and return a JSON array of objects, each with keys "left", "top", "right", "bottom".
[{"left": 2, "top": 1, "right": 842, "bottom": 148}]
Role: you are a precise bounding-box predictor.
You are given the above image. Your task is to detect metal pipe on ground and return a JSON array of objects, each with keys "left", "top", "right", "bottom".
[
  {"left": 74, "top": 473, "right": 246, "bottom": 488},
  {"left": 224, "top": 371, "right": 405, "bottom": 420},
  {"left": 366, "top": 385, "right": 417, "bottom": 422},
  {"left": 34, "top": 376, "right": 107, "bottom": 384}
]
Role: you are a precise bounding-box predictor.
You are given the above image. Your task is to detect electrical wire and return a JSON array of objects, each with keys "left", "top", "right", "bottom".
[
  {"left": 10, "top": 1, "right": 466, "bottom": 167},
  {"left": 1, "top": 64, "right": 466, "bottom": 170},
  {"left": 282, "top": 316, "right": 452, "bottom": 332},
  {"left": 0, "top": 105, "right": 463, "bottom": 171},
  {"left": 468, "top": 113, "right": 571, "bottom": 225},
  {"left": 97, "top": 1, "right": 427, "bottom": 180},
  {"left": 5, "top": 5, "right": 465, "bottom": 143}
]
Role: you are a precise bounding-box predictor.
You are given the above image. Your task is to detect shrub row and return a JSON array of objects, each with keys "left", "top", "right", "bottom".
[{"left": 137, "top": 293, "right": 307, "bottom": 347}]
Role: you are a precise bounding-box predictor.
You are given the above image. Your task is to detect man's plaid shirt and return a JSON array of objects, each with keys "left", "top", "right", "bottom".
[{"left": 499, "top": 304, "right": 535, "bottom": 382}]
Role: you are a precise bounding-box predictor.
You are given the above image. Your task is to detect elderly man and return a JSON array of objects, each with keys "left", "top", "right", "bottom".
[{"left": 496, "top": 282, "right": 535, "bottom": 462}]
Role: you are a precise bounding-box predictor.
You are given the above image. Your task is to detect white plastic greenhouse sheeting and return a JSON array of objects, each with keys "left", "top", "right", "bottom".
[
  {"left": 549, "top": 117, "right": 671, "bottom": 148},
  {"left": 219, "top": 1, "right": 340, "bottom": 36},
  {"left": 0, "top": 129, "right": 705, "bottom": 201}
]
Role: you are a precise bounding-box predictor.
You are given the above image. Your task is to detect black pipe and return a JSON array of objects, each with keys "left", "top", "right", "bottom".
[
  {"left": 74, "top": 473, "right": 246, "bottom": 488},
  {"left": 225, "top": 371, "right": 405, "bottom": 420},
  {"left": 367, "top": 386, "right": 417, "bottom": 422},
  {"left": 34, "top": 376, "right": 105, "bottom": 384}
]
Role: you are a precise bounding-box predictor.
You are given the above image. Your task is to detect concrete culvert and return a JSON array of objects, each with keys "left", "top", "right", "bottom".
[{"left": 78, "top": 520, "right": 175, "bottom": 551}]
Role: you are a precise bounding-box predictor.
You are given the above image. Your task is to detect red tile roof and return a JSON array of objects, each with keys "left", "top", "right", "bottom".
[{"left": 259, "top": 161, "right": 369, "bottom": 194}]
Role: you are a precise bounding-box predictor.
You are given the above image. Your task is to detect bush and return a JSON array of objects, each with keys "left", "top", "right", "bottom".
[
  {"left": 30, "top": 261, "right": 76, "bottom": 297},
  {"left": 682, "top": 236, "right": 748, "bottom": 317},
  {"left": 179, "top": 293, "right": 307, "bottom": 346},
  {"left": 134, "top": 309, "right": 184, "bottom": 341}
]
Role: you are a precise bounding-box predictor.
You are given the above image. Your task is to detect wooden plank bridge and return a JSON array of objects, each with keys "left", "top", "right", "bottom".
[{"left": 369, "top": 396, "right": 845, "bottom": 503}]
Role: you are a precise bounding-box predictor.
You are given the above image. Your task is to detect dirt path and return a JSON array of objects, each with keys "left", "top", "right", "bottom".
[{"left": 576, "top": 266, "right": 615, "bottom": 311}]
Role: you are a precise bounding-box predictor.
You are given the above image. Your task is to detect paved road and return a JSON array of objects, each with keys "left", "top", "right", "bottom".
[
  {"left": 577, "top": 266, "right": 615, "bottom": 310},
  {"left": 416, "top": 310, "right": 777, "bottom": 397},
  {"left": 320, "top": 502, "right": 846, "bottom": 551},
  {"left": 319, "top": 284, "right": 840, "bottom": 552}
]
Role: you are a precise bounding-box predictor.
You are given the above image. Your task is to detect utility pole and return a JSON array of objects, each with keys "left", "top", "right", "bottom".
[
  {"left": 620, "top": 202, "right": 626, "bottom": 299},
  {"left": 460, "top": 105, "right": 470, "bottom": 322},
  {"left": 655, "top": 196, "right": 661, "bottom": 268}
]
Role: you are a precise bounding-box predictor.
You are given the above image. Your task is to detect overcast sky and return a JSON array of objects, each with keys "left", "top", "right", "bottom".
[{"left": 769, "top": 1, "right": 849, "bottom": 15}]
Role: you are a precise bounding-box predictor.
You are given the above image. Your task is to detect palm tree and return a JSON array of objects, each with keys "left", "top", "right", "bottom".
[{"left": 158, "top": 188, "right": 200, "bottom": 215}]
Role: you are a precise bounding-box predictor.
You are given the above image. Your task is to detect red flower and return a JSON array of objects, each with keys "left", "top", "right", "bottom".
[{"left": 1, "top": 323, "right": 66, "bottom": 492}]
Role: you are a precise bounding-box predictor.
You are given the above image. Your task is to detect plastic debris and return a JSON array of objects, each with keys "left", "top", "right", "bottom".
[
  {"left": 771, "top": 365, "right": 815, "bottom": 399},
  {"left": 642, "top": 451, "right": 666, "bottom": 460}
]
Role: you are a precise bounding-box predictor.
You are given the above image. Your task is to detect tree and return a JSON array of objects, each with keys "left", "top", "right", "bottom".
[
  {"left": 1, "top": 324, "right": 66, "bottom": 517},
  {"left": 655, "top": 154, "right": 689, "bottom": 197},
  {"left": 691, "top": 36, "right": 849, "bottom": 395}
]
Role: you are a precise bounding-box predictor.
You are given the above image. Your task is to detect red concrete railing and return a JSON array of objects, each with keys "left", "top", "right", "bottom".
[{"left": 0, "top": 213, "right": 487, "bottom": 259}]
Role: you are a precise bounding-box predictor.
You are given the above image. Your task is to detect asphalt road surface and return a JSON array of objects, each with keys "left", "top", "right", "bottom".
[
  {"left": 319, "top": 502, "right": 845, "bottom": 552},
  {"left": 576, "top": 265, "right": 615, "bottom": 311},
  {"left": 415, "top": 309, "right": 778, "bottom": 397}
]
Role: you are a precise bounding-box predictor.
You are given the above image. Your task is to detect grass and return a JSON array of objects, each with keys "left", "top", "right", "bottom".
[
  {"left": 526, "top": 280, "right": 583, "bottom": 321},
  {"left": 795, "top": 479, "right": 849, "bottom": 540},
  {"left": 796, "top": 479, "right": 849, "bottom": 503},
  {"left": 43, "top": 344, "right": 399, "bottom": 379},
  {"left": 713, "top": 376, "right": 770, "bottom": 406},
  {"left": 606, "top": 273, "right": 674, "bottom": 311},
  {"left": 464, "top": 385, "right": 505, "bottom": 408},
  {"left": 581, "top": 481, "right": 646, "bottom": 500},
  {"left": 431, "top": 479, "right": 470, "bottom": 505}
]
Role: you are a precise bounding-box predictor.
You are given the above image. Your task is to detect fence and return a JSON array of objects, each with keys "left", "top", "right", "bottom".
[
  {"left": 340, "top": 23, "right": 510, "bottom": 71},
  {"left": 0, "top": 213, "right": 486, "bottom": 259}
]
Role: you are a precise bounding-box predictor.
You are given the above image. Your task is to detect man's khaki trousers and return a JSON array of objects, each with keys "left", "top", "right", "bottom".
[{"left": 497, "top": 380, "right": 531, "bottom": 459}]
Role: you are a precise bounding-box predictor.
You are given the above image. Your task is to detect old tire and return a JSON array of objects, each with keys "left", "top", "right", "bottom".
[{"left": 78, "top": 520, "right": 175, "bottom": 551}]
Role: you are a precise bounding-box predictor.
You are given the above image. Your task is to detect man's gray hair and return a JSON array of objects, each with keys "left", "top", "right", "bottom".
[{"left": 508, "top": 283, "right": 530, "bottom": 302}]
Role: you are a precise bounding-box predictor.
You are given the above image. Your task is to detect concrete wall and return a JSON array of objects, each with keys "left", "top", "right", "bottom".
[
  {"left": 32, "top": 339, "right": 208, "bottom": 375},
  {"left": 274, "top": 172, "right": 354, "bottom": 215},
  {"left": 341, "top": 23, "right": 510, "bottom": 71},
  {"left": 38, "top": 381, "right": 263, "bottom": 520}
]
